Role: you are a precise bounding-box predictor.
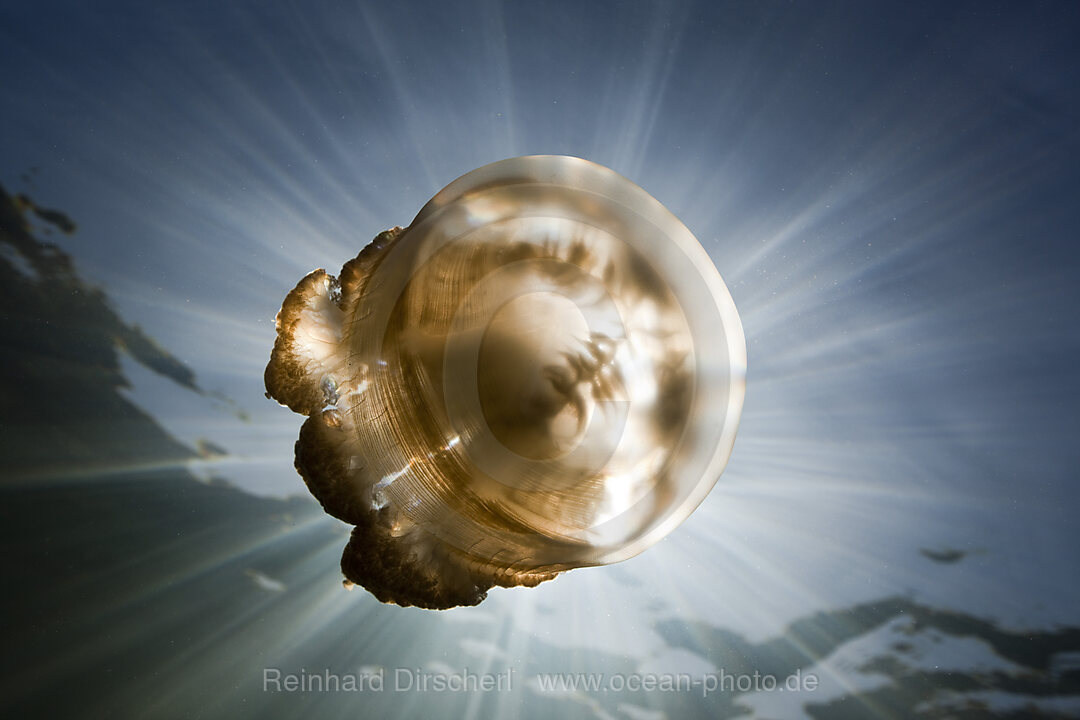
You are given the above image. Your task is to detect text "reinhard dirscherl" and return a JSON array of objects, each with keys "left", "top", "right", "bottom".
[{"left": 263, "top": 667, "right": 514, "bottom": 693}]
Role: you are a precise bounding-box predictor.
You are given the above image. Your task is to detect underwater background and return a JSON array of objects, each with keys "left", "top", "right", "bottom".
[{"left": 2, "top": 1, "right": 1079, "bottom": 718}]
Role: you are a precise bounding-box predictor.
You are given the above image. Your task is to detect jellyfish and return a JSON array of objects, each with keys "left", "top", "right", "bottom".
[{"left": 265, "top": 156, "right": 746, "bottom": 609}]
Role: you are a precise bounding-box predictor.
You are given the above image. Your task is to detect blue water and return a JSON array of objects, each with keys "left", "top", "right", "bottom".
[{"left": 2, "top": 1, "right": 1079, "bottom": 717}]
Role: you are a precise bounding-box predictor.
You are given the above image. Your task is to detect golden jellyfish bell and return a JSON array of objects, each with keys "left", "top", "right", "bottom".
[{"left": 265, "top": 156, "right": 746, "bottom": 608}]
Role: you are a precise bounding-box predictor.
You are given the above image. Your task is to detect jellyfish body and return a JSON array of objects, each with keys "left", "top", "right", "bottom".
[{"left": 265, "top": 156, "right": 746, "bottom": 608}]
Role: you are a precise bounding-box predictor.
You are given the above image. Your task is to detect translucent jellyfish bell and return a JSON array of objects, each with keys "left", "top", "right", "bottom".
[{"left": 265, "top": 156, "right": 746, "bottom": 608}]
